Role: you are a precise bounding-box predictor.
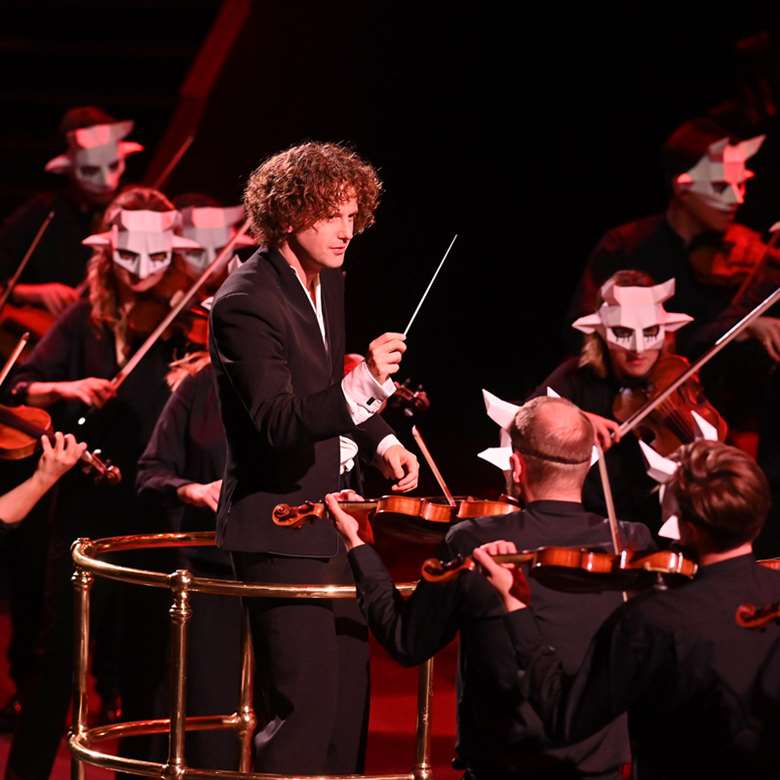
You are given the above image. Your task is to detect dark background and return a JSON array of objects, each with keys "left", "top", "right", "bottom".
[{"left": 3, "top": 1, "right": 779, "bottom": 494}]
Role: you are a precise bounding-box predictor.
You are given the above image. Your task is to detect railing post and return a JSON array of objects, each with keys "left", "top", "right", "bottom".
[
  {"left": 163, "top": 569, "right": 192, "bottom": 780},
  {"left": 236, "top": 607, "right": 257, "bottom": 772},
  {"left": 413, "top": 657, "right": 435, "bottom": 780},
  {"left": 70, "top": 540, "right": 94, "bottom": 780}
]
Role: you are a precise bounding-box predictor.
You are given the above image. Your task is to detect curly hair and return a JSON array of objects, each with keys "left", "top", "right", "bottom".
[
  {"left": 579, "top": 269, "right": 660, "bottom": 378},
  {"left": 669, "top": 440, "right": 770, "bottom": 550},
  {"left": 87, "top": 186, "right": 176, "bottom": 338},
  {"left": 243, "top": 142, "right": 381, "bottom": 247}
]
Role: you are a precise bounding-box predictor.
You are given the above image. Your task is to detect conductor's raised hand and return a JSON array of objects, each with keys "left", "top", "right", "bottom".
[{"left": 366, "top": 332, "right": 406, "bottom": 384}]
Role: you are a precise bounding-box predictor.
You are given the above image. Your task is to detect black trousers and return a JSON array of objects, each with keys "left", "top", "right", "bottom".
[{"left": 232, "top": 542, "right": 370, "bottom": 775}]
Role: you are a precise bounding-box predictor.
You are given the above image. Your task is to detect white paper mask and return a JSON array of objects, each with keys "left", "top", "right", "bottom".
[
  {"left": 676, "top": 135, "right": 764, "bottom": 212},
  {"left": 179, "top": 206, "right": 255, "bottom": 271},
  {"left": 573, "top": 278, "right": 692, "bottom": 354},
  {"left": 83, "top": 209, "right": 201, "bottom": 280},
  {"left": 45, "top": 121, "right": 144, "bottom": 196},
  {"left": 638, "top": 410, "right": 719, "bottom": 540}
]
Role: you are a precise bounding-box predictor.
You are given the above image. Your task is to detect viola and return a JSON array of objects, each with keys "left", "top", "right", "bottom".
[
  {"left": 421, "top": 546, "right": 697, "bottom": 593},
  {"left": 0, "top": 404, "right": 120, "bottom": 483},
  {"left": 613, "top": 353, "right": 728, "bottom": 456},
  {"left": 688, "top": 223, "right": 778, "bottom": 288}
]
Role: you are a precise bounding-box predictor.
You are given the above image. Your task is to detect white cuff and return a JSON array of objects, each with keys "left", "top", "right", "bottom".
[
  {"left": 376, "top": 434, "right": 401, "bottom": 459},
  {"left": 341, "top": 361, "right": 396, "bottom": 425}
]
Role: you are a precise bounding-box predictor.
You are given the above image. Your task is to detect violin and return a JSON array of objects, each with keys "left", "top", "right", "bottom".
[
  {"left": 735, "top": 558, "right": 780, "bottom": 629},
  {"left": 272, "top": 495, "right": 519, "bottom": 545},
  {"left": 389, "top": 380, "right": 431, "bottom": 417},
  {"left": 124, "top": 259, "right": 192, "bottom": 341},
  {"left": 688, "top": 224, "right": 779, "bottom": 288},
  {"left": 0, "top": 404, "right": 120, "bottom": 483},
  {"left": 613, "top": 353, "right": 728, "bottom": 456},
  {"left": 421, "top": 546, "right": 697, "bottom": 593}
]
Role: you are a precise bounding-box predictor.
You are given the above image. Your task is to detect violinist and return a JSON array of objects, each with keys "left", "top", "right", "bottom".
[
  {"left": 0, "top": 432, "right": 85, "bottom": 528},
  {"left": 209, "top": 142, "right": 418, "bottom": 775},
  {"left": 0, "top": 106, "right": 143, "bottom": 318},
  {"left": 479, "top": 439, "right": 780, "bottom": 780},
  {"left": 327, "top": 396, "right": 652, "bottom": 780},
  {"left": 530, "top": 270, "right": 722, "bottom": 529},
  {"left": 4, "top": 187, "right": 193, "bottom": 780}
]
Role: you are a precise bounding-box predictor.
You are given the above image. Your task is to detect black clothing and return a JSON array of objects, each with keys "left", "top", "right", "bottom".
[
  {"left": 208, "top": 247, "right": 392, "bottom": 556},
  {"left": 529, "top": 358, "right": 660, "bottom": 529},
  {"left": 0, "top": 189, "right": 98, "bottom": 287},
  {"left": 349, "top": 501, "right": 652, "bottom": 778},
  {"left": 508, "top": 554, "right": 780, "bottom": 780},
  {"left": 136, "top": 364, "right": 242, "bottom": 770},
  {"left": 6, "top": 299, "right": 176, "bottom": 780},
  {"left": 568, "top": 214, "right": 734, "bottom": 354},
  {"left": 209, "top": 248, "right": 394, "bottom": 773}
]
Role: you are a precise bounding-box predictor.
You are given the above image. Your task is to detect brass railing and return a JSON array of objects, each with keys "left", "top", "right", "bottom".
[{"left": 69, "top": 531, "right": 434, "bottom": 780}]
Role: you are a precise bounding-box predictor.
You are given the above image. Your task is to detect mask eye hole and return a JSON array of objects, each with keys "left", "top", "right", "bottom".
[
  {"left": 149, "top": 252, "right": 169, "bottom": 264},
  {"left": 107, "top": 160, "right": 121, "bottom": 172},
  {"left": 712, "top": 182, "right": 729, "bottom": 194},
  {"left": 79, "top": 165, "right": 100, "bottom": 177},
  {"left": 611, "top": 326, "right": 633, "bottom": 341},
  {"left": 643, "top": 325, "right": 660, "bottom": 339},
  {"left": 117, "top": 250, "right": 139, "bottom": 263}
]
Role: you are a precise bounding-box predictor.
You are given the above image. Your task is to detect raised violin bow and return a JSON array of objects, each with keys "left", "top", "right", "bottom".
[
  {"left": 0, "top": 210, "right": 55, "bottom": 319},
  {"left": 0, "top": 332, "right": 29, "bottom": 390},
  {"left": 615, "top": 285, "right": 780, "bottom": 442},
  {"left": 411, "top": 424, "right": 456, "bottom": 508},
  {"left": 149, "top": 133, "right": 195, "bottom": 191}
]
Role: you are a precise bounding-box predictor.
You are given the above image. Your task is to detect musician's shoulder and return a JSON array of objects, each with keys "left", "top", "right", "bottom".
[{"left": 446, "top": 511, "right": 524, "bottom": 553}]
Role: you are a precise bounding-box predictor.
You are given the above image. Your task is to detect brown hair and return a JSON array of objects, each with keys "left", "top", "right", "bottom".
[
  {"left": 243, "top": 142, "right": 381, "bottom": 248},
  {"left": 579, "top": 269, "right": 658, "bottom": 378},
  {"left": 509, "top": 396, "right": 594, "bottom": 489},
  {"left": 166, "top": 351, "right": 211, "bottom": 391},
  {"left": 87, "top": 186, "right": 176, "bottom": 337},
  {"left": 669, "top": 440, "right": 770, "bottom": 550}
]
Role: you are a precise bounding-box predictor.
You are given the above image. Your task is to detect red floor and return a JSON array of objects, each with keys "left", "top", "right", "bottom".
[{"left": 0, "top": 604, "right": 459, "bottom": 779}]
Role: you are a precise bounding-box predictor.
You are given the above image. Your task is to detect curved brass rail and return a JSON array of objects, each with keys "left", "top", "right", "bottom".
[{"left": 69, "top": 532, "right": 433, "bottom": 780}]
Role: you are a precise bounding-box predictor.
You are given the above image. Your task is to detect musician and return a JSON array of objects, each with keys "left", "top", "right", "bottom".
[
  {"left": 135, "top": 339, "right": 239, "bottom": 770},
  {"left": 4, "top": 186, "right": 193, "bottom": 780},
  {"left": 478, "top": 439, "right": 780, "bottom": 780},
  {"left": 0, "top": 432, "right": 85, "bottom": 528},
  {"left": 529, "top": 269, "right": 721, "bottom": 529},
  {"left": 0, "top": 106, "right": 143, "bottom": 316},
  {"left": 327, "top": 395, "right": 652, "bottom": 779},
  {"left": 208, "top": 141, "right": 419, "bottom": 774}
]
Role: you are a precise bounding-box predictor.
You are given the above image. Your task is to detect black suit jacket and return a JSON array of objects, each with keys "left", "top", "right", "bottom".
[{"left": 209, "top": 248, "right": 392, "bottom": 556}]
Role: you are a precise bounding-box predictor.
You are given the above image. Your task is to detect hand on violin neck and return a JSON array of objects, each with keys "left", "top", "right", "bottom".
[
  {"left": 584, "top": 412, "right": 621, "bottom": 450},
  {"left": 34, "top": 431, "right": 86, "bottom": 490},
  {"left": 325, "top": 493, "right": 365, "bottom": 550},
  {"left": 366, "top": 332, "right": 406, "bottom": 384},
  {"left": 379, "top": 444, "right": 419, "bottom": 492},
  {"left": 473, "top": 541, "right": 530, "bottom": 613}
]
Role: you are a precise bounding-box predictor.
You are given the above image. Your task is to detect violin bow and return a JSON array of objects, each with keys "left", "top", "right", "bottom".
[
  {"left": 594, "top": 443, "right": 628, "bottom": 601},
  {"left": 731, "top": 228, "right": 780, "bottom": 303},
  {"left": 615, "top": 285, "right": 780, "bottom": 441},
  {"left": 149, "top": 134, "right": 195, "bottom": 191},
  {"left": 403, "top": 234, "right": 458, "bottom": 337},
  {"left": 0, "top": 332, "right": 29, "bottom": 390},
  {"left": 108, "top": 218, "right": 252, "bottom": 394},
  {"left": 0, "top": 210, "right": 55, "bottom": 319},
  {"left": 411, "top": 424, "right": 457, "bottom": 508}
]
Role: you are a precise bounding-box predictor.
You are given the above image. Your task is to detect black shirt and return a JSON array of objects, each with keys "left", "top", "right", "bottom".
[
  {"left": 507, "top": 554, "right": 780, "bottom": 780},
  {"left": 529, "top": 358, "right": 660, "bottom": 529},
  {"left": 349, "top": 500, "right": 652, "bottom": 777},
  {"left": 136, "top": 364, "right": 230, "bottom": 570},
  {"left": 0, "top": 189, "right": 99, "bottom": 287}
]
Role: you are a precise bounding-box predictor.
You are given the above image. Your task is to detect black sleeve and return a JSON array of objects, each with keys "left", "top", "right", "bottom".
[
  {"left": 209, "top": 291, "right": 357, "bottom": 448},
  {"left": 505, "top": 600, "right": 672, "bottom": 743},
  {"left": 348, "top": 543, "right": 462, "bottom": 667},
  {"left": 527, "top": 358, "right": 582, "bottom": 402},
  {"left": 352, "top": 413, "right": 394, "bottom": 456},
  {"left": 136, "top": 372, "right": 198, "bottom": 506}
]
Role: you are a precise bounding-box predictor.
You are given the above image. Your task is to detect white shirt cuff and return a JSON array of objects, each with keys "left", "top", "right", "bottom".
[
  {"left": 341, "top": 361, "right": 396, "bottom": 425},
  {"left": 376, "top": 434, "right": 401, "bottom": 459}
]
